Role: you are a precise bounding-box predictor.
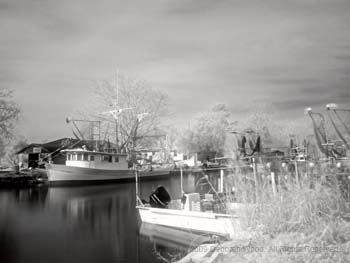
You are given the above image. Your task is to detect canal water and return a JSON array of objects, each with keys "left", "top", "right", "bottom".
[{"left": 0, "top": 175, "right": 207, "bottom": 263}]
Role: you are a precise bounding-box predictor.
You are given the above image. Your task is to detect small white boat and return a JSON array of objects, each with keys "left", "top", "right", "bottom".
[
  {"left": 137, "top": 204, "right": 244, "bottom": 240},
  {"left": 136, "top": 173, "right": 254, "bottom": 240}
]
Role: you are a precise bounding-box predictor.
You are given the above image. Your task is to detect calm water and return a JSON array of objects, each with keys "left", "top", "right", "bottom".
[{"left": 0, "top": 175, "right": 207, "bottom": 263}]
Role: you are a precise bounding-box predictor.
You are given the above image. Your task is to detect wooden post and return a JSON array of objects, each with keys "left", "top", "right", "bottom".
[
  {"left": 220, "top": 169, "right": 224, "bottom": 192},
  {"left": 252, "top": 157, "right": 259, "bottom": 202},
  {"left": 135, "top": 168, "right": 140, "bottom": 206},
  {"left": 271, "top": 172, "right": 276, "bottom": 197},
  {"left": 294, "top": 160, "right": 299, "bottom": 186},
  {"left": 180, "top": 167, "right": 184, "bottom": 195}
]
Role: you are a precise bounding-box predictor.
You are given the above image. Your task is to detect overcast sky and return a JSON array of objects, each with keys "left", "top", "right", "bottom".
[{"left": 1, "top": 0, "right": 349, "bottom": 142}]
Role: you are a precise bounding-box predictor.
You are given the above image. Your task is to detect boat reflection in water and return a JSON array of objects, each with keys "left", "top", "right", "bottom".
[
  {"left": 0, "top": 176, "right": 185, "bottom": 263},
  {"left": 61, "top": 186, "right": 136, "bottom": 261},
  {"left": 139, "top": 222, "right": 213, "bottom": 262}
]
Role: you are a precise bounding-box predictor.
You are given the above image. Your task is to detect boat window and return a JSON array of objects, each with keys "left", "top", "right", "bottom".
[
  {"left": 77, "top": 154, "right": 83, "bottom": 161},
  {"left": 73, "top": 154, "right": 77, "bottom": 161},
  {"left": 115, "top": 156, "right": 119, "bottom": 163},
  {"left": 89, "top": 155, "right": 94, "bottom": 161},
  {"left": 66, "top": 154, "right": 70, "bottom": 161},
  {"left": 109, "top": 155, "right": 112, "bottom": 163},
  {"left": 83, "top": 154, "right": 88, "bottom": 161},
  {"left": 102, "top": 155, "right": 109, "bottom": 162}
]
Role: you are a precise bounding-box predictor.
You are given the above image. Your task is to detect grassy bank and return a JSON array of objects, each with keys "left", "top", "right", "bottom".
[{"left": 214, "top": 170, "right": 350, "bottom": 262}]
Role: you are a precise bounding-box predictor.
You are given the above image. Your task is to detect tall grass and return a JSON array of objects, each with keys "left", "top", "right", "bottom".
[{"left": 225, "top": 163, "right": 350, "bottom": 244}]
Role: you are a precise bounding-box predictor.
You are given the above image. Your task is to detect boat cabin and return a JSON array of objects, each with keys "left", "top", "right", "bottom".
[{"left": 63, "top": 149, "right": 128, "bottom": 170}]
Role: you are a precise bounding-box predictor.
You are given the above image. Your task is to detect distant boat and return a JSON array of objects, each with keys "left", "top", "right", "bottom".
[{"left": 46, "top": 148, "right": 171, "bottom": 185}]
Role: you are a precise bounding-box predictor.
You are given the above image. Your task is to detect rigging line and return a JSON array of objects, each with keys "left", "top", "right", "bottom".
[
  {"left": 310, "top": 115, "right": 328, "bottom": 155},
  {"left": 72, "top": 121, "right": 86, "bottom": 141},
  {"left": 328, "top": 111, "right": 350, "bottom": 150},
  {"left": 41, "top": 139, "right": 82, "bottom": 161},
  {"left": 309, "top": 113, "right": 327, "bottom": 141},
  {"left": 334, "top": 110, "right": 350, "bottom": 137},
  {"left": 102, "top": 122, "right": 110, "bottom": 142},
  {"left": 116, "top": 69, "right": 119, "bottom": 107}
]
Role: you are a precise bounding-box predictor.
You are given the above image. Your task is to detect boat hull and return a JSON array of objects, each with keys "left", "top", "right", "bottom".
[
  {"left": 46, "top": 164, "right": 171, "bottom": 185},
  {"left": 137, "top": 206, "right": 249, "bottom": 240}
]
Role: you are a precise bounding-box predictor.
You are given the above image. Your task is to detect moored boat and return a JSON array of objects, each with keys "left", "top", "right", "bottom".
[
  {"left": 46, "top": 148, "right": 171, "bottom": 185},
  {"left": 137, "top": 205, "right": 240, "bottom": 240},
  {"left": 136, "top": 184, "right": 254, "bottom": 240}
]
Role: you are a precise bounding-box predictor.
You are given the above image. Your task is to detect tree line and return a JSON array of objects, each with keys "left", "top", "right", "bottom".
[{"left": 1, "top": 72, "right": 320, "bottom": 166}]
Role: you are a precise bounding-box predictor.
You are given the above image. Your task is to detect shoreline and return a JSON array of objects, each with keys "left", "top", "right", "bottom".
[{"left": 175, "top": 230, "right": 350, "bottom": 263}]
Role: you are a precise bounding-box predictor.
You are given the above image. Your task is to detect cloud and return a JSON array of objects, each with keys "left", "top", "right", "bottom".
[
  {"left": 335, "top": 55, "right": 350, "bottom": 61},
  {"left": 0, "top": 0, "right": 349, "bottom": 141}
]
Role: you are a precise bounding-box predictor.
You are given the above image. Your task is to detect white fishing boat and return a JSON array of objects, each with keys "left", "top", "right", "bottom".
[
  {"left": 136, "top": 170, "right": 254, "bottom": 240},
  {"left": 46, "top": 148, "right": 171, "bottom": 184},
  {"left": 46, "top": 102, "right": 172, "bottom": 184}
]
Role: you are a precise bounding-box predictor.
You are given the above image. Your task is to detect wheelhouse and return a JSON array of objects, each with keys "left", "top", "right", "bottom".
[{"left": 63, "top": 149, "right": 128, "bottom": 170}]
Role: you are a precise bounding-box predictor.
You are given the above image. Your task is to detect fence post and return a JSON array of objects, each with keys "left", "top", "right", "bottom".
[
  {"left": 294, "top": 159, "right": 299, "bottom": 186},
  {"left": 220, "top": 169, "right": 224, "bottom": 192},
  {"left": 252, "top": 157, "right": 259, "bottom": 202},
  {"left": 180, "top": 167, "right": 183, "bottom": 196},
  {"left": 271, "top": 172, "right": 276, "bottom": 197}
]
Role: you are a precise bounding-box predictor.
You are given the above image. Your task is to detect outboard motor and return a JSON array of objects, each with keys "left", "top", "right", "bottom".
[{"left": 149, "top": 186, "right": 171, "bottom": 208}]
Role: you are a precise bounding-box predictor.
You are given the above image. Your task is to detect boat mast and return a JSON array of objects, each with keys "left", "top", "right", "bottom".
[
  {"left": 115, "top": 70, "right": 119, "bottom": 153},
  {"left": 101, "top": 70, "right": 132, "bottom": 153},
  {"left": 111, "top": 70, "right": 133, "bottom": 153}
]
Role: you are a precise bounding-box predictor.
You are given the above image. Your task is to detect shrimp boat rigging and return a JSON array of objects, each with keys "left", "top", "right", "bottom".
[{"left": 46, "top": 107, "right": 170, "bottom": 185}]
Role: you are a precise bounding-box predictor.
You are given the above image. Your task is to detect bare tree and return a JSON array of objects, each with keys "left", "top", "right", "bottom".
[
  {"left": 0, "top": 88, "right": 20, "bottom": 159},
  {"left": 3, "top": 136, "right": 27, "bottom": 166},
  {"left": 76, "top": 73, "right": 169, "bottom": 153}
]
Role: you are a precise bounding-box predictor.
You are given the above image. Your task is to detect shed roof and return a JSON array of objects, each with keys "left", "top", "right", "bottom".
[
  {"left": 16, "top": 138, "right": 119, "bottom": 155},
  {"left": 16, "top": 138, "right": 81, "bottom": 154}
]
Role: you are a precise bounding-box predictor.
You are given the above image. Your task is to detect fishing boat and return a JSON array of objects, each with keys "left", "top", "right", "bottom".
[
  {"left": 136, "top": 170, "right": 254, "bottom": 240},
  {"left": 46, "top": 91, "right": 175, "bottom": 184},
  {"left": 46, "top": 148, "right": 171, "bottom": 184}
]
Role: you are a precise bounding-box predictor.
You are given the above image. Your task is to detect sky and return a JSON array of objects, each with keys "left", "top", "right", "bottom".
[{"left": 0, "top": 0, "right": 349, "bottom": 142}]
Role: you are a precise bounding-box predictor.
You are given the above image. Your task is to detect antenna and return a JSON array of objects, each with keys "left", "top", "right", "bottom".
[
  {"left": 116, "top": 69, "right": 119, "bottom": 106},
  {"left": 136, "top": 112, "right": 149, "bottom": 122},
  {"left": 101, "top": 107, "right": 132, "bottom": 153},
  {"left": 102, "top": 108, "right": 133, "bottom": 120},
  {"left": 97, "top": 70, "right": 134, "bottom": 152}
]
